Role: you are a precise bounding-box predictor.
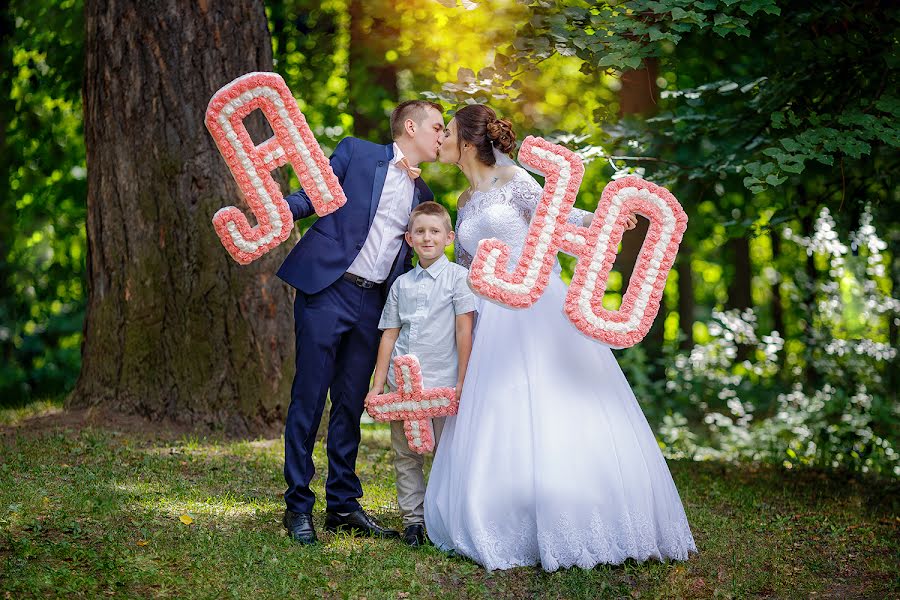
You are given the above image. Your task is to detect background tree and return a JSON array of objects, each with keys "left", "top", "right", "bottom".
[{"left": 70, "top": 0, "right": 295, "bottom": 433}]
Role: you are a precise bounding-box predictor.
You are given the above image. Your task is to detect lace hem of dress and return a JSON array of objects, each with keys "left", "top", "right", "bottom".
[{"left": 448, "top": 509, "right": 697, "bottom": 572}]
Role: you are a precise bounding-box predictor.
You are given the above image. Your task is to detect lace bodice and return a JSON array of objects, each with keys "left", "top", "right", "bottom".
[{"left": 454, "top": 167, "right": 590, "bottom": 268}]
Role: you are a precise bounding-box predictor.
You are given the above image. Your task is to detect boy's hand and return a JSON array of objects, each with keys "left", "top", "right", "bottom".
[{"left": 364, "top": 387, "right": 382, "bottom": 407}]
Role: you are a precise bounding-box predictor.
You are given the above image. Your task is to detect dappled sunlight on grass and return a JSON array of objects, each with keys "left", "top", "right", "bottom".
[
  {"left": 0, "top": 398, "right": 65, "bottom": 426},
  {"left": 2, "top": 420, "right": 896, "bottom": 598}
]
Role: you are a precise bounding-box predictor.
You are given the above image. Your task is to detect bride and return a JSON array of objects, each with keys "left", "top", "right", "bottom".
[{"left": 423, "top": 104, "right": 697, "bottom": 571}]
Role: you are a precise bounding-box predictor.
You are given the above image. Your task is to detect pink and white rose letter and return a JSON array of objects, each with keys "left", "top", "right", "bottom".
[
  {"left": 205, "top": 72, "right": 346, "bottom": 264},
  {"left": 468, "top": 136, "right": 688, "bottom": 348}
]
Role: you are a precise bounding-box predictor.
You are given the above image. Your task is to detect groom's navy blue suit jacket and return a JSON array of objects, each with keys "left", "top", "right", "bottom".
[{"left": 277, "top": 137, "right": 433, "bottom": 294}]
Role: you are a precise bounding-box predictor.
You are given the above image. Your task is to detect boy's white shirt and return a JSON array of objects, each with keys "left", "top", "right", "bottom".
[{"left": 378, "top": 254, "right": 475, "bottom": 390}]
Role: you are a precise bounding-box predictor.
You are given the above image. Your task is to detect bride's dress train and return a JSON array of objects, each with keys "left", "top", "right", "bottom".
[{"left": 424, "top": 168, "right": 697, "bottom": 571}]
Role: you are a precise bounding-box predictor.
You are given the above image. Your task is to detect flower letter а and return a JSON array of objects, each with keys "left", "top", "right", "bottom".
[
  {"left": 467, "top": 136, "right": 688, "bottom": 349},
  {"left": 205, "top": 72, "right": 346, "bottom": 264}
]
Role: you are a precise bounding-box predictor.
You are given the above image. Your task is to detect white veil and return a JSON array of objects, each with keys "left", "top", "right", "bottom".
[{"left": 493, "top": 145, "right": 517, "bottom": 168}]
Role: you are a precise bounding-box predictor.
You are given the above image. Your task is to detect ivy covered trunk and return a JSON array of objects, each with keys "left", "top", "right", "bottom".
[{"left": 71, "top": 0, "right": 295, "bottom": 433}]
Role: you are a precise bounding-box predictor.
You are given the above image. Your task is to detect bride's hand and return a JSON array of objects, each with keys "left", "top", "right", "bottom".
[
  {"left": 624, "top": 213, "right": 638, "bottom": 230},
  {"left": 582, "top": 213, "right": 639, "bottom": 230}
]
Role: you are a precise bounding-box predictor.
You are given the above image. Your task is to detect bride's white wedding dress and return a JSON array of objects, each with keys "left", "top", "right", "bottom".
[{"left": 423, "top": 167, "right": 697, "bottom": 571}]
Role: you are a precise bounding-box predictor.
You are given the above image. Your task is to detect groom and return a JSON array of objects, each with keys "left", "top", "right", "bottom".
[{"left": 277, "top": 100, "right": 445, "bottom": 544}]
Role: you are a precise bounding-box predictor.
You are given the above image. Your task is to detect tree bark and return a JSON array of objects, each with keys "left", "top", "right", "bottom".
[
  {"left": 615, "top": 57, "right": 662, "bottom": 360},
  {"left": 618, "top": 57, "right": 659, "bottom": 116},
  {"left": 799, "top": 208, "right": 820, "bottom": 388},
  {"left": 676, "top": 242, "right": 695, "bottom": 349},
  {"left": 770, "top": 229, "right": 785, "bottom": 337},
  {"left": 71, "top": 0, "right": 295, "bottom": 434},
  {"left": 725, "top": 236, "right": 753, "bottom": 311},
  {"left": 725, "top": 235, "right": 753, "bottom": 361}
]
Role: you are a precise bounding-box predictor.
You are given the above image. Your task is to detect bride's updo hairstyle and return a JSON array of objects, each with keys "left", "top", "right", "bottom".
[{"left": 454, "top": 104, "right": 517, "bottom": 166}]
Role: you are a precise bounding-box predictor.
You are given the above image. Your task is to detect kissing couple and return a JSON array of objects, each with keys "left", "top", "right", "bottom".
[{"left": 276, "top": 100, "right": 696, "bottom": 571}]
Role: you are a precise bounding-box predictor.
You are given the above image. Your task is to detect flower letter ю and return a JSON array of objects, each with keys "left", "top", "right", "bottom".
[
  {"left": 467, "top": 136, "right": 688, "bottom": 348},
  {"left": 365, "top": 355, "right": 458, "bottom": 454},
  {"left": 205, "top": 72, "right": 346, "bottom": 264}
]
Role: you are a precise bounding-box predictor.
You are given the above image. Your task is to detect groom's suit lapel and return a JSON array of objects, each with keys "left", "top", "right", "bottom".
[{"left": 368, "top": 143, "right": 394, "bottom": 229}]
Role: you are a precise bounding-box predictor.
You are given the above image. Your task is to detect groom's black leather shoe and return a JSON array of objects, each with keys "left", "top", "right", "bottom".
[
  {"left": 324, "top": 509, "right": 400, "bottom": 539},
  {"left": 283, "top": 510, "right": 317, "bottom": 545},
  {"left": 402, "top": 524, "right": 427, "bottom": 547}
]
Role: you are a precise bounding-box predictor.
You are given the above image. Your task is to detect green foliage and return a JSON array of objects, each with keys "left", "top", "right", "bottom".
[
  {"left": 3, "top": 0, "right": 897, "bottom": 484},
  {"left": 657, "top": 207, "right": 899, "bottom": 475},
  {"left": 432, "top": 1, "right": 899, "bottom": 220},
  {"left": 3, "top": 1, "right": 85, "bottom": 405}
]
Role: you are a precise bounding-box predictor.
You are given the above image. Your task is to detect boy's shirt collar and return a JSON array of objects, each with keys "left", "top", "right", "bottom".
[{"left": 413, "top": 254, "right": 450, "bottom": 279}]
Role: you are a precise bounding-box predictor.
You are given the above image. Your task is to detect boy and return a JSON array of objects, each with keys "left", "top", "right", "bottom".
[{"left": 365, "top": 201, "right": 475, "bottom": 547}]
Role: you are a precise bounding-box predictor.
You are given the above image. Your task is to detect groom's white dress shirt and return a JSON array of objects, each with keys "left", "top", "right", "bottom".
[{"left": 347, "top": 142, "right": 415, "bottom": 283}]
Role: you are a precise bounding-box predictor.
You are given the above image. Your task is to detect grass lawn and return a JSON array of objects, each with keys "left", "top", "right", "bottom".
[{"left": 1, "top": 404, "right": 897, "bottom": 599}]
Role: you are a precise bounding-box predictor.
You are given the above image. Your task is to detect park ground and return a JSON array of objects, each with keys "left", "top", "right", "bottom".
[{"left": 1, "top": 401, "right": 897, "bottom": 599}]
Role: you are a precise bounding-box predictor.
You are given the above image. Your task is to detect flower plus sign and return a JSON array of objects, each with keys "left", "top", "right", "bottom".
[{"left": 365, "top": 355, "right": 458, "bottom": 454}]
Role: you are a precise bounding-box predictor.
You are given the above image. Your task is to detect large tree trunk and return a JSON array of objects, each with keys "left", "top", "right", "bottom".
[
  {"left": 725, "top": 234, "right": 753, "bottom": 361},
  {"left": 799, "top": 206, "right": 820, "bottom": 389},
  {"left": 71, "top": 0, "right": 295, "bottom": 434},
  {"left": 770, "top": 229, "right": 785, "bottom": 333}
]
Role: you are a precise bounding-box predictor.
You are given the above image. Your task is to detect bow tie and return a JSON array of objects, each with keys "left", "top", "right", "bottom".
[{"left": 397, "top": 157, "right": 421, "bottom": 180}]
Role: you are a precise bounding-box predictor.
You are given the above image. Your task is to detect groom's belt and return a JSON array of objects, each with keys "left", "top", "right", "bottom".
[{"left": 342, "top": 272, "right": 380, "bottom": 289}]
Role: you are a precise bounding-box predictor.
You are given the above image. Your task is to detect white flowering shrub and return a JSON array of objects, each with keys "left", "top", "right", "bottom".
[{"left": 658, "top": 206, "right": 899, "bottom": 476}]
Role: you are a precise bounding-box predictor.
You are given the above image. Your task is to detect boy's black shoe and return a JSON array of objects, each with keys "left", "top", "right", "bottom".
[{"left": 402, "top": 524, "right": 426, "bottom": 547}]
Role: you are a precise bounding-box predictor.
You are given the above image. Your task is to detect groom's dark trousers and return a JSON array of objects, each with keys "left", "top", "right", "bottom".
[{"left": 277, "top": 137, "right": 431, "bottom": 514}]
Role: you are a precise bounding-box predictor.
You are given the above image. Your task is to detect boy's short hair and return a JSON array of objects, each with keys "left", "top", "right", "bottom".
[
  {"left": 408, "top": 201, "right": 452, "bottom": 233},
  {"left": 390, "top": 100, "right": 443, "bottom": 139}
]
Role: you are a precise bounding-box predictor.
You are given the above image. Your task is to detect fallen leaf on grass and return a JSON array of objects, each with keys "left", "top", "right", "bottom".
[
  {"left": 136, "top": 540, "right": 149, "bottom": 546},
  {"left": 179, "top": 514, "right": 194, "bottom": 525}
]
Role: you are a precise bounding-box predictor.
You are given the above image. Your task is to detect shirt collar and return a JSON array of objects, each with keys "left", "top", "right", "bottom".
[
  {"left": 414, "top": 254, "right": 450, "bottom": 279},
  {"left": 390, "top": 142, "right": 405, "bottom": 165}
]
